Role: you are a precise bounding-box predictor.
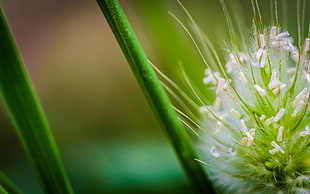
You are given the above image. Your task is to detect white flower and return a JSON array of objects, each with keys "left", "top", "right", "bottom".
[
  {"left": 168, "top": 0, "right": 310, "bottom": 193},
  {"left": 192, "top": 2, "right": 310, "bottom": 192}
]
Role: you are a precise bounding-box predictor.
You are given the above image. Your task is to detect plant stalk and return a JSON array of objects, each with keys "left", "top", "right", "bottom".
[
  {"left": 0, "top": 5, "right": 73, "bottom": 194},
  {"left": 96, "top": 0, "right": 215, "bottom": 193}
]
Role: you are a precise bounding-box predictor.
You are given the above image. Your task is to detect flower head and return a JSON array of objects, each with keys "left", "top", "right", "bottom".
[
  {"left": 170, "top": 0, "right": 310, "bottom": 193},
  {"left": 198, "top": 10, "right": 310, "bottom": 194}
]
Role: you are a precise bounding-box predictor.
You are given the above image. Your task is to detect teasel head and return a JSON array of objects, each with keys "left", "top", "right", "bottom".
[{"left": 159, "top": 0, "right": 310, "bottom": 193}]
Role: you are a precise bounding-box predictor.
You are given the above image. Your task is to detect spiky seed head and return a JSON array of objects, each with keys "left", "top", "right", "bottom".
[{"left": 198, "top": 24, "right": 310, "bottom": 193}]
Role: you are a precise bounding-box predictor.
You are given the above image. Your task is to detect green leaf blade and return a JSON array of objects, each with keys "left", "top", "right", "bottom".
[
  {"left": 0, "top": 6, "right": 73, "bottom": 194},
  {"left": 0, "top": 172, "right": 21, "bottom": 194}
]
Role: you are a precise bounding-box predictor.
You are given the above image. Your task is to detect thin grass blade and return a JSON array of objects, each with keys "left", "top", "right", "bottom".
[
  {"left": 0, "top": 172, "right": 21, "bottom": 194},
  {"left": 0, "top": 185, "right": 8, "bottom": 194},
  {"left": 0, "top": 5, "right": 73, "bottom": 194}
]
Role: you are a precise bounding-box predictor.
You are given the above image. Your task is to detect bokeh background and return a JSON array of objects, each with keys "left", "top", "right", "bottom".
[{"left": 0, "top": 0, "right": 306, "bottom": 193}]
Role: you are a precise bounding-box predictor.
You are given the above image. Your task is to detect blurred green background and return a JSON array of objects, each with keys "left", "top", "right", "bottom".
[
  {"left": 0, "top": 0, "right": 306, "bottom": 193},
  {"left": 0, "top": 0, "right": 226, "bottom": 193}
]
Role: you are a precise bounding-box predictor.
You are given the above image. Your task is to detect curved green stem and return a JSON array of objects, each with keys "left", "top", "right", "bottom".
[{"left": 96, "top": 0, "right": 215, "bottom": 193}]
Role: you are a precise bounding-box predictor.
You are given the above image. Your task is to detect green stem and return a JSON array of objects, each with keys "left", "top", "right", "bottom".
[
  {"left": 0, "top": 185, "right": 8, "bottom": 194},
  {"left": 96, "top": 0, "right": 214, "bottom": 193},
  {"left": 0, "top": 172, "right": 21, "bottom": 194},
  {"left": 0, "top": 6, "right": 73, "bottom": 194}
]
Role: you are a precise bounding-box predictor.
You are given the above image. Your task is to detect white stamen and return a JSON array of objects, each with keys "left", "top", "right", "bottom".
[
  {"left": 254, "top": 84, "right": 266, "bottom": 96},
  {"left": 268, "top": 71, "right": 286, "bottom": 94},
  {"left": 280, "top": 84, "right": 286, "bottom": 89},
  {"left": 239, "top": 52, "right": 249, "bottom": 62},
  {"left": 269, "top": 141, "right": 285, "bottom": 154},
  {"left": 238, "top": 71, "right": 248, "bottom": 84},
  {"left": 287, "top": 42, "right": 299, "bottom": 61},
  {"left": 270, "top": 26, "right": 277, "bottom": 40},
  {"left": 225, "top": 61, "right": 233, "bottom": 73},
  {"left": 277, "top": 126, "right": 284, "bottom": 142},
  {"left": 260, "top": 115, "right": 266, "bottom": 120},
  {"left": 249, "top": 128, "right": 256, "bottom": 137},
  {"left": 228, "top": 148, "right": 237, "bottom": 156},
  {"left": 241, "top": 128, "right": 255, "bottom": 147},
  {"left": 273, "top": 108, "right": 285, "bottom": 122},
  {"left": 210, "top": 146, "right": 220, "bottom": 158},
  {"left": 275, "top": 31, "right": 289, "bottom": 40},
  {"left": 216, "top": 77, "right": 228, "bottom": 93},
  {"left": 214, "top": 97, "right": 221, "bottom": 111},
  {"left": 268, "top": 71, "right": 278, "bottom": 89},
  {"left": 265, "top": 117, "right": 274, "bottom": 126},
  {"left": 256, "top": 48, "right": 264, "bottom": 60},
  {"left": 245, "top": 137, "right": 253, "bottom": 146},
  {"left": 240, "top": 119, "right": 248, "bottom": 135},
  {"left": 297, "top": 126, "right": 310, "bottom": 137},
  {"left": 295, "top": 88, "right": 308, "bottom": 101},
  {"left": 259, "top": 50, "right": 267, "bottom": 68},
  {"left": 214, "top": 121, "right": 222, "bottom": 134},
  {"left": 259, "top": 34, "right": 265, "bottom": 48},
  {"left": 292, "top": 101, "right": 304, "bottom": 117},
  {"left": 230, "top": 53, "right": 238, "bottom": 64},
  {"left": 230, "top": 108, "right": 241, "bottom": 119},
  {"left": 203, "top": 70, "right": 219, "bottom": 85},
  {"left": 272, "top": 88, "right": 279, "bottom": 95},
  {"left": 241, "top": 137, "right": 248, "bottom": 145},
  {"left": 292, "top": 88, "right": 309, "bottom": 117},
  {"left": 239, "top": 119, "right": 255, "bottom": 147},
  {"left": 269, "top": 149, "right": 278, "bottom": 155}
]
